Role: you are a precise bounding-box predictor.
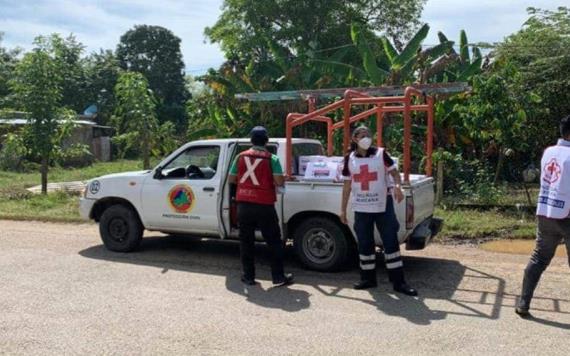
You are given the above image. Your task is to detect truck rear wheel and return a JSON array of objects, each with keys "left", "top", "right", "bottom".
[
  {"left": 293, "top": 217, "right": 351, "bottom": 271},
  {"left": 99, "top": 205, "right": 143, "bottom": 252}
]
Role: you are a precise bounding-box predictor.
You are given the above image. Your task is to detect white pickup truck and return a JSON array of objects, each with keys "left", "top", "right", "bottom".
[{"left": 80, "top": 138, "right": 441, "bottom": 271}]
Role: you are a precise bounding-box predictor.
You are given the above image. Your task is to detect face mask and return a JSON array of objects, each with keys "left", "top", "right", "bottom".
[{"left": 357, "top": 137, "right": 372, "bottom": 150}]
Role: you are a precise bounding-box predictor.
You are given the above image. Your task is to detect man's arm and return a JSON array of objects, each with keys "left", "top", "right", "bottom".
[
  {"left": 272, "top": 155, "right": 285, "bottom": 187},
  {"left": 388, "top": 168, "right": 404, "bottom": 203},
  {"left": 273, "top": 175, "right": 284, "bottom": 187}
]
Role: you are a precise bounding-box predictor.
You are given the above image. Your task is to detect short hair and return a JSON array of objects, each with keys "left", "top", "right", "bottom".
[
  {"left": 249, "top": 126, "right": 269, "bottom": 146},
  {"left": 251, "top": 135, "right": 268, "bottom": 146},
  {"left": 561, "top": 115, "right": 570, "bottom": 138},
  {"left": 352, "top": 126, "right": 370, "bottom": 138}
]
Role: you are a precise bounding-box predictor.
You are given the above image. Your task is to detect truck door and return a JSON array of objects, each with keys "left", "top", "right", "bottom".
[
  {"left": 141, "top": 144, "right": 222, "bottom": 234},
  {"left": 222, "top": 143, "right": 284, "bottom": 240}
]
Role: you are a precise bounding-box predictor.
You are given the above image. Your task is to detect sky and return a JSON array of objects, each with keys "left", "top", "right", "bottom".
[{"left": 0, "top": 0, "right": 567, "bottom": 75}]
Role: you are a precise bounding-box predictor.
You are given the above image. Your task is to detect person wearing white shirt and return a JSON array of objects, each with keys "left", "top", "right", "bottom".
[
  {"left": 516, "top": 116, "right": 570, "bottom": 317},
  {"left": 339, "top": 126, "right": 417, "bottom": 295}
]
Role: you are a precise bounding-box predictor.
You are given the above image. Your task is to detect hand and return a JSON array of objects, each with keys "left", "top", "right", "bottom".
[
  {"left": 393, "top": 186, "right": 404, "bottom": 203},
  {"left": 339, "top": 212, "right": 348, "bottom": 225}
]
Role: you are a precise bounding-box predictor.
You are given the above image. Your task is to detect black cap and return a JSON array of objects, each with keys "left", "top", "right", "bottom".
[{"left": 250, "top": 126, "right": 268, "bottom": 140}]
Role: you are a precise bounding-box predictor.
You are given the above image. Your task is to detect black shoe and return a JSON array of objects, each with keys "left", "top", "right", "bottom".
[
  {"left": 273, "top": 273, "right": 294, "bottom": 287},
  {"left": 354, "top": 280, "right": 377, "bottom": 290},
  {"left": 515, "top": 307, "right": 530, "bottom": 318},
  {"left": 241, "top": 276, "right": 257, "bottom": 286},
  {"left": 393, "top": 283, "right": 418, "bottom": 296}
]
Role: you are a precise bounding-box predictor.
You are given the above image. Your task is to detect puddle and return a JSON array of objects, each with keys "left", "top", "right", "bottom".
[{"left": 480, "top": 240, "right": 568, "bottom": 257}]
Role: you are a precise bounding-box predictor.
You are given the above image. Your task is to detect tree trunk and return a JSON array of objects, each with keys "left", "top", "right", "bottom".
[
  {"left": 41, "top": 155, "right": 49, "bottom": 195},
  {"left": 494, "top": 148, "right": 505, "bottom": 185},
  {"left": 142, "top": 145, "right": 150, "bottom": 170},
  {"left": 142, "top": 133, "right": 151, "bottom": 170}
]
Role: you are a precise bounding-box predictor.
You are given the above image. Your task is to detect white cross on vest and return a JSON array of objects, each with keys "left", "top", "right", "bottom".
[{"left": 240, "top": 156, "right": 262, "bottom": 186}]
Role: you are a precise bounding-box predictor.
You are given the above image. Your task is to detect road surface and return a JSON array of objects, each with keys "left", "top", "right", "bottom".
[{"left": 0, "top": 220, "right": 569, "bottom": 355}]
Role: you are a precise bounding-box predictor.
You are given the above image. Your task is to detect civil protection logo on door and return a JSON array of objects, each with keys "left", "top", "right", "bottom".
[{"left": 168, "top": 185, "right": 195, "bottom": 213}]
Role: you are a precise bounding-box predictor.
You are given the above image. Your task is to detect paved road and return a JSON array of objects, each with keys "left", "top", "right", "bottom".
[{"left": 1, "top": 220, "right": 569, "bottom": 355}]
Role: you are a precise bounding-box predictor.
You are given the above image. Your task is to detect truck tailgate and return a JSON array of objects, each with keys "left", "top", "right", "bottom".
[{"left": 408, "top": 175, "right": 435, "bottom": 229}]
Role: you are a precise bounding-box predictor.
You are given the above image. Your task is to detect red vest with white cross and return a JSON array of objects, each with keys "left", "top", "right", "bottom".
[
  {"left": 236, "top": 149, "right": 276, "bottom": 205},
  {"left": 348, "top": 148, "right": 387, "bottom": 213}
]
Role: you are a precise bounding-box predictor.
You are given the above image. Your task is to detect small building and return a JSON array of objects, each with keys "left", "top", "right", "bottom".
[{"left": 0, "top": 112, "right": 113, "bottom": 162}]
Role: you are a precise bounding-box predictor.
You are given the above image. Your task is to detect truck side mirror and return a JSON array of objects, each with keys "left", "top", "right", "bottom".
[{"left": 153, "top": 167, "right": 163, "bottom": 180}]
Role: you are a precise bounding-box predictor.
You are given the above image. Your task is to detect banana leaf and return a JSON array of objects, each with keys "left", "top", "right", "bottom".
[
  {"left": 351, "top": 23, "right": 389, "bottom": 85},
  {"left": 267, "top": 39, "right": 291, "bottom": 73},
  {"left": 457, "top": 55, "right": 482, "bottom": 82},
  {"left": 421, "top": 41, "right": 455, "bottom": 61},
  {"left": 459, "top": 30, "right": 470, "bottom": 64},
  {"left": 472, "top": 46, "right": 482, "bottom": 61},
  {"left": 438, "top": 31, "right": 457, "bottom": 55},
  {"left": 381, "top": 36, "right": 399, "bottom": 64},
  {"left": 393, "top": 24, "right": 429, "bottom": 67},
  {"left": 398, "top": 57, "right": 417, "bottom": 84}
]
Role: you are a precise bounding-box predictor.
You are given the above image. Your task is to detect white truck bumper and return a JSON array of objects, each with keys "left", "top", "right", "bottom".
[{"left": 79, "top": 198, "right": 96, "bottom": 220}]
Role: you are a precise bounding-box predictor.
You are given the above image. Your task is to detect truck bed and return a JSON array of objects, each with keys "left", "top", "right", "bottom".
[{"left": 283, "top": 174, "right": 435, "bottom": 245}]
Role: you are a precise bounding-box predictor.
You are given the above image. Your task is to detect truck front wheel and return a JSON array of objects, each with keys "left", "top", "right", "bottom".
[
  {"left": 293, "top": 217, "right": 351, "bottom": 271},
  {"left": 99, "top": 205, "right": 143, "bottom": 252}
]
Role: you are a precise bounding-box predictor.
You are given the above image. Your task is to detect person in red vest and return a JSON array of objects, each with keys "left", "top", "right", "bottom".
[
  {"left": 339, "top": 126, "right": 417, "bottom": 295},
  {"left": 228, "top": 126, "right": 294, "bottom": 287},
  {"left": 516, "top": 116, "right": 570, "bottom": 317}
]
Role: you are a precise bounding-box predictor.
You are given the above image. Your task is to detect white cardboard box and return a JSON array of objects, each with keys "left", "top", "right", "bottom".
[
  {"left": 298, "top": 155, "right": 344, "bottom": 175},
  {"left": 303, "top": 161, "right": 343, "bottom": 182}
]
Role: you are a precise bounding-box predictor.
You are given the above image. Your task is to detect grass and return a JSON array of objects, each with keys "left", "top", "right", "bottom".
[
  {"left": 435, "top": 207, "right": 536, "bottom": 241},
  {"left": 0, "top": 160, "right": 143, "bottom": 223},
  {"left": 0, "top": 160, "right": 144, "bottom": 190},
  {"left": 0, "top": 191, "right": 82, "bottom": 222}
]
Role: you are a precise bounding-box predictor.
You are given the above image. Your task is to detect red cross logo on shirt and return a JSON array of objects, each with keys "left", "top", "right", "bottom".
[
  {"left": 543, "top": 158, "right": 561, "bottom": 184},
  {"left": 353, "top": 164, "right": 378, "bottom": 191}
]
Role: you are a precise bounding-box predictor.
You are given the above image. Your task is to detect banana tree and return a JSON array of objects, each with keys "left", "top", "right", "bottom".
[
  {"left": 350, "top": 23, "right": 456, "bottom": 85},
  {"left": 432, "top": 30, "right": 485, "bottom": 150}
]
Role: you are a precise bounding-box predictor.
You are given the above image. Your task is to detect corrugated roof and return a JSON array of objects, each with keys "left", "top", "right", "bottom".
[{"left": 0, "top": 119, "right": 98, "bottom": 126}]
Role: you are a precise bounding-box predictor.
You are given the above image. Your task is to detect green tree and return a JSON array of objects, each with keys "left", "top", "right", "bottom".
[
  {"left": 456, "top": 62, "right": 535, "bottom": 184},
  {"left": 496, "top": 7, "right": 570, "bottom": 156},
  {"left": 34, "top": 34, "right": 89, "bottom": 112},
  {"left": 84, "top": 49, "right": 121, "bottom": 124},
  {"left": 205, "top": 0, "right": 426, "bottom": 63},
  {"left": 11, "top": 41, "right": 63, "bottom": 194},
  {"left": 116, "top": 25, "right": 188, "bottom": 128},
  {"left": 0, "top": 33, "right": 21, "bottom": 108},
  {"left": 113, "top": 71, "right": 158, "bottom": 169}
]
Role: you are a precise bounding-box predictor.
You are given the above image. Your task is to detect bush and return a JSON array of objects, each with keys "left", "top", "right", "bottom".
[
  {"left": 0, "top": 186, "right": 32, "bottom": 200},
  {"left": 54, "top": 144, "right": 94, "bottom": 168},
  {"left": 0, "top": 133, "right": 27, "bottom": 171}
]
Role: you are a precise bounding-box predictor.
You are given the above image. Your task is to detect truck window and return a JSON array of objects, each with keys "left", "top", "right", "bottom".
[
  {"left": 293, "top": 142, "right": 323, "bottom": 156},
  {"left": 162, "top": 145, "right": 220, "bottom": 180}
]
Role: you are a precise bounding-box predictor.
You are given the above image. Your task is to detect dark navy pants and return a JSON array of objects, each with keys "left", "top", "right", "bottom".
[
  {"left": 353, "top": 196, "right": 404, "bottom": 282},
  {"left": 237, "top": 202, "right": 285, "bottom": 282}
]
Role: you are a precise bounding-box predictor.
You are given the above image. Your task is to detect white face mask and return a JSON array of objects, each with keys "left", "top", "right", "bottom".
[{"left": 357, "top": 137, "right": 372, "bottom": 150}]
